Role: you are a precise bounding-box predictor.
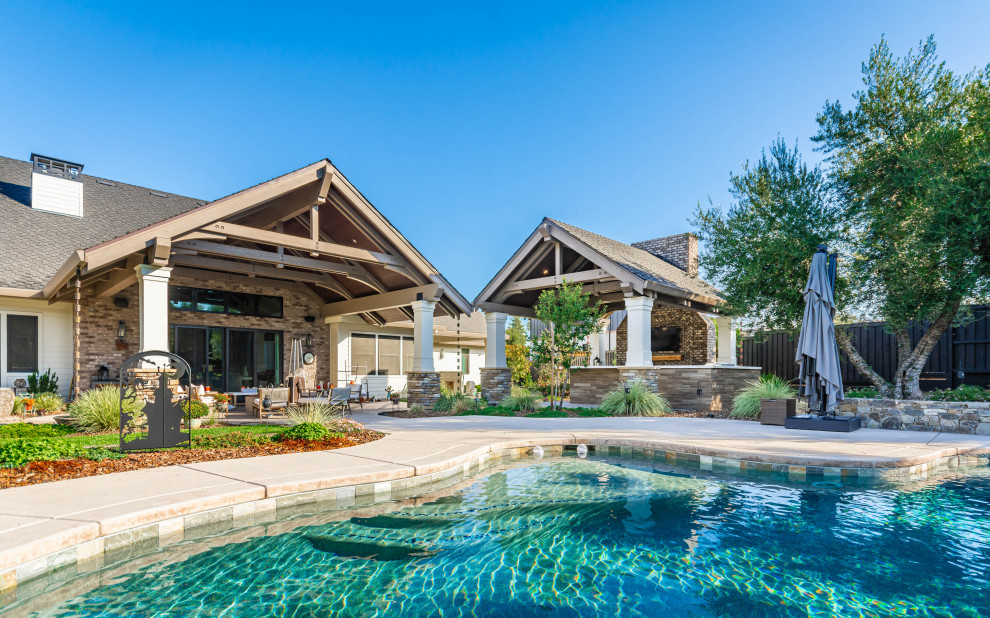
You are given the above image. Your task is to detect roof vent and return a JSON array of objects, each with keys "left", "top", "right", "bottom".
[
  {"left": 149, "top": 190, "right": 167, "bottom": 198},
  {"left": 30, "top": 153, "right": 84, "bottom": 217}
]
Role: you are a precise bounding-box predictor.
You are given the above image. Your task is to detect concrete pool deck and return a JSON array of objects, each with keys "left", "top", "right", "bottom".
[{"left": 2, "top": 411, "right": 990, "bottom": 594}]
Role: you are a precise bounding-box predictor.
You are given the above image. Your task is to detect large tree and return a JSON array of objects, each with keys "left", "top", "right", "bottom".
[
  {"left": 691, "top": 139, "right": 888, "bottom": 393},
  {"left": 814, "top": 36, "right": 990, "bottom": 398}
]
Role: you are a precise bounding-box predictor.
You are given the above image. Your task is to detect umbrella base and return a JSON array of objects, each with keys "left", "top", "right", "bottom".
[{"left": 784, "top": 414, "right": 862, "bottom": 432}]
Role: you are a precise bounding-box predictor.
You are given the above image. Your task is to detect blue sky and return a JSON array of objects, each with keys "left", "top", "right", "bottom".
[{"left": 2, "top": 2, "right": 989, "bottom": 298}]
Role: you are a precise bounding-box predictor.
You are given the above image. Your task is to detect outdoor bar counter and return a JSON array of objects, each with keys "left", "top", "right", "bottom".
[{"left": 570, "top": 364, "right": 761, "bottom": 411}]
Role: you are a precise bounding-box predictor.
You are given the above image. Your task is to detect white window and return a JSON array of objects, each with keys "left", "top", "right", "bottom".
[{"left": 350, "top": 332, "right": 416, "bottom": 376}]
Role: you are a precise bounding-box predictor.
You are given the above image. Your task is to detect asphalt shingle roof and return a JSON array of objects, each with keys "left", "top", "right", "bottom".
[
  {"left": 0, "top": 156, "right": 205, "bottom": 289},
  {"left": 434, "top": 310, "right": 487, "bottom": 335},
  {"left": 547, "top": 218, "right": 722, "bottom": 301}
]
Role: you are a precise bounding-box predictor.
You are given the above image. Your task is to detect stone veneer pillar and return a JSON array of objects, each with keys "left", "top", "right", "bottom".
[
  {"left": 135, "top": 265, "right": 172, "bottom": 352},
  {"left": 716, "top": 315, "right": 736, "bottom": 364},
  {"left": 481, "top": 312, "right": 511, "bottom": 404},
  {"left": 624, "top": 296, "right": 654, "bottom": 366},
  {"left": 409, "top": 300, "right": 441, "bottom": 408}
]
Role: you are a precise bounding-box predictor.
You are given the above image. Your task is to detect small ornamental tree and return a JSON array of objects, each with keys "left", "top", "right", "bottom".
[
  {"left": 531, "top": 280, "right": 605, "bottom": 410},
  {"left": 506, "top": 343, "right": 533, "bottom": 387}
]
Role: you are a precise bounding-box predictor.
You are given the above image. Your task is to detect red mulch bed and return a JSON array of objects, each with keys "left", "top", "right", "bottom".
[{"left": 0, "top": 431, "right": 385, "bottom": 489}]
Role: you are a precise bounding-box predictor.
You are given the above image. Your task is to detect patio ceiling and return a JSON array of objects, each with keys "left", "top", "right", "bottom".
[{"left": 44, "top": 160, "right": 471, "bottom": 325}]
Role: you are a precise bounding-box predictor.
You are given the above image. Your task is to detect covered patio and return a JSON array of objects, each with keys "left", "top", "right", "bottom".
[
  {"left": 474, "top": 218, "right": 760, "bottom": 410},
  {"left": 41, "top": 159, "right": 472, "bottom": 408}
]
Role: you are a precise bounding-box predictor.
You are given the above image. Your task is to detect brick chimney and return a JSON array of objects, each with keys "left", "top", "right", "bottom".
[{"left": 631, "top": 233, "right": 698, "bottom": 276}]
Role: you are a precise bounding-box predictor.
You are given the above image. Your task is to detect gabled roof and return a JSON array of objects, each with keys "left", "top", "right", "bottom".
[
  {"left": 474, "top": 217, "right": 722, "bottom": 316},
  {"left": 0, "top": 154, "right": 472, "bottom": 318},
  {"left": 547, "top": 219, "right": 721, "bottom": 300},
  {"left": 0, "top": 156, "right": 203, "bottom": 290}
]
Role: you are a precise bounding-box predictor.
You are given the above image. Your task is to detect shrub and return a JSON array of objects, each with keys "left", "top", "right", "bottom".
[
  {"left": 183, "top": 400, "right": 211, "bottom": 421},
  {"left": 325, "top": 417, "right": 367, "bottom": 436},
  {"left": 0, "top": 423, "right": 74, "bottom": 439},
  {"left": 27, "top": 369, "right": 59, "bottom": 394},
  {"left": 286, "top": 402, "right": 340, "bottom": 426},
  {"left": 503, "top": 387, "right": 541, "bottom": 412},
  {"left": 433, "top": 392, "right": 469, "bottom": 413},
  {"left": 451, "top": 397, "right": 476, "bottom": 414},
  {"left": 11, "top": 397, "right": 25, "bottom": 416},
  {"left": 70, "top": 386, "right": 144, "bottom": 432},
  {"left": 845, "top": 387, "right": 881, "bottom": 399},
  {"left": 0, "top": 439, "right": 81, "bottom": 468},
  {"left": 927, "top": 385, "right": 990, "bottom": 402},
  {"left": 279, "top": 422, "right": 330, "bottom": 441},
  {"left": 731, "top": 375, "right": 798, "bottom": 418},
  {"left": 598, "top": 380, "right": 671, "bottom": 417},
  {"left": 408, "top": 404, "right": 425, "bottom": 415},
  {"left": 33, "top": 392, "right": 65, "bottom": 413}
]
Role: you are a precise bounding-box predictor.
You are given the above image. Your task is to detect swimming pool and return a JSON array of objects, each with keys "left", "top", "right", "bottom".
[{"left": 5, "top": 454, "right": 990, "bottom": 617}]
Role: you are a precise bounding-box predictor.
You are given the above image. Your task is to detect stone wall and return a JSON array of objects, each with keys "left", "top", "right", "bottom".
[
  {"left": 480, "top": 367, "right": 512, "bottom": 405},
  {"left": 615, "top": 305, "right": 715, "bottom": 366},
  {"left": 836, "top": 398, "right": 990, "bottom": 434},
  {"left": 77, "top": 274, "right": 329, "bottom": 390},
  {"left": 570, "top": 366, "right": 760, "bottom": 411},
  {"left": 407, "top": 371, "right": 441, "bottom": 409},
  {"left": 630, "top": 233, "right": 698, "bottom": 275}
]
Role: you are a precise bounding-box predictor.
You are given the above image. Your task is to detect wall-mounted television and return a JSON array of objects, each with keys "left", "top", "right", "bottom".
[{"left": 651, "top": 326, "right": 681, "bottom": 352}]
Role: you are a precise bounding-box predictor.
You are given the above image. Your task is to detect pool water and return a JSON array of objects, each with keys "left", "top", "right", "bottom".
[{"left": 8, "top": 456, "right": 990, "bottom": 617}]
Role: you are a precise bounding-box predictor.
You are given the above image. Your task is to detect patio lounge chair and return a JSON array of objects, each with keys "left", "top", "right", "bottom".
[
  {"left": 328, "top": 387, "right": 351, "bottom": 416},
  {"left": 251, "top": 386, "right": 290, "bottom": 419}
]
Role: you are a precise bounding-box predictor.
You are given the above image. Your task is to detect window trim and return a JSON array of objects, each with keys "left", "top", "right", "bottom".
[
  {"left": 349, "top": 331, "right": 416, "bottom": 377},
  {"left": 1, "top": 311, "right": 43, "bottom": 386}
]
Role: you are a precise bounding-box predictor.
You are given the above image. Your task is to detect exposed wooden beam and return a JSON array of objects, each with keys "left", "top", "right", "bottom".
[
  {"left": 290, "top": 216, "right": 395, "bottom": 292},
  {"left": 554, "top": 242, "right": 562, "bottom": 275},
  {"left": 147, "top": 237, "right": 171, "bottom": 266},
  {"left": 172, "top": 231, "right": 226, "bottom": 244},
  {"left": 320, "top": 284, "right": 441, "bottom": 318},
  {"left": 94, "top": 255, "right": 144, "bottom": 298},
  {"left": 316, "top": 168, "right": 334, "bottom": 204},
  {"left": 169, "top": 253, "right": 349, "bottom": 294},
  {"left": 310, "top": 205, "right": 319, "bottom": 256},
  {"left": 176, "top": 239, "right": 362, "bottom": 277},
  {"left": 503, "top": 269, "right": 612, "bottom": 293},
  {"left": 169, "top": 267, "right": 324, "bottom": 303},
  {"left": 199, "top": 221, "right": 405, "bottom": 267},
  {"left": 476, "top": 301, "right": 535, "bottom": 318}
]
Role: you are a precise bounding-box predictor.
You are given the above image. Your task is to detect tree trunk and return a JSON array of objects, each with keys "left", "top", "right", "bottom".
[
  {"left": 893, "top": 328, "right": 913, "bottom": 399},
  {"left": 835, "top": 327, "right": 891, "bottom": 398},
  {"left": 900, "top": 300, "right": 961, "bottom": 400}
]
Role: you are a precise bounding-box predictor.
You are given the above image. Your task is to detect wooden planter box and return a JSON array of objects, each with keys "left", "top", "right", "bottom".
[{"left": 760, "top": 398, "right": 797, "bottom": 425}]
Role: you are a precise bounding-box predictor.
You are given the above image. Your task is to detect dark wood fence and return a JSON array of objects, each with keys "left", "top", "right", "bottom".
[{"left": 740, "top": 305, "right": 990, "bottom": 390}]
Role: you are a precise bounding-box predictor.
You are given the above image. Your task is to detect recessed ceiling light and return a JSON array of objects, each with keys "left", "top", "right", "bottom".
[
  {"left": 352, "top": 239, "right": 358, "bottom": 244},
  {"left": 542, "top": 269, "right": 549, "bottom": 275}
]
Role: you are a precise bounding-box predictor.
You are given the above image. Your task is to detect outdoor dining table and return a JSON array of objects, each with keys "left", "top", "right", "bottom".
[{"left": 227, "top": 389, "right": 259, "bottom": 408}]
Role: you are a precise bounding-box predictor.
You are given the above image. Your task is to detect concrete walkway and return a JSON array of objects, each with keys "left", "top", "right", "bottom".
[{"left": 2, "top": 410, "right": 990, "bottom": 593}]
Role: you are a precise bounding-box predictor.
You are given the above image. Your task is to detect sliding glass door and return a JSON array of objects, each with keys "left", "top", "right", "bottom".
[{"left": 170, "top": 325, "right": 281, "bottom": 392}]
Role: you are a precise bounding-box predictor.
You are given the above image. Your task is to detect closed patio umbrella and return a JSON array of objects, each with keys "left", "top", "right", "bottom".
[{"left": 795, "top": 245, "right": 843, "bottom": 416}]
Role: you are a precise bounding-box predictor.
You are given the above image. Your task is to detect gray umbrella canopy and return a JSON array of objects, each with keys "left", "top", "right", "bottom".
[{"left": 795, "top": 249, "right": 844, "bottom": 414}]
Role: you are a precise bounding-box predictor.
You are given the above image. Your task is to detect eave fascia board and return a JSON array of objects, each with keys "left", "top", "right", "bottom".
[
  {"left": 471, "top": 224, "right": 546, "bottom": 307},
  {"left": 0, "top": 287, "right": 46, "bottom": 299}
]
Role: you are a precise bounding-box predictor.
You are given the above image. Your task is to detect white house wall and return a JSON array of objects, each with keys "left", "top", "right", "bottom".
[{"left": 0, "top": 297, "right": 73, "bottom": 397}]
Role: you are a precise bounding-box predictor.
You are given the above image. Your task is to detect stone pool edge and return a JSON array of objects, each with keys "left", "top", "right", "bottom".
[{"left": 2, "top": 435, "right": 989, "bottom": 597}]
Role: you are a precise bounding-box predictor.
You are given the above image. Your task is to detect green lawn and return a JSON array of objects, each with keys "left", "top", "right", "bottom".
[{"left": 0, "top": 423, "right": 284, "bottom": 448}]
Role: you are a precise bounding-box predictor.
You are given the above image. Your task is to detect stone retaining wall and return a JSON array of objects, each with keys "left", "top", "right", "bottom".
[
  {"left": 836, "top": 398, "right": 990, "bottom": 434},
  {"left": 570, "top": 365, "right": 760, "bottom": 411}
]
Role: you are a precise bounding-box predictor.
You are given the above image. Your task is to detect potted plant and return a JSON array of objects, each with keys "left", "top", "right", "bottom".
[
  {"left": 213, "top": 393, "right": 230, "bottom": 415},
  {"left": 23, "top": 397, "right": 35, "bottom": 415},
  {"left": 183, "top": 400, "right": 211, "bottom": 429}
]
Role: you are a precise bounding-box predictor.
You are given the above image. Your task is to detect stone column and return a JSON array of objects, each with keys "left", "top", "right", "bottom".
[
  {"left": 135, "top": 265, "right": 172, "bottom": 353},
  {"left": 407, "top": 300, "right": 441, "bottom": 408},
  {"left": 481, "top": 312, "right": 511, "bottom": 404},
  {"left": 716, "top": 315, "right": 737, "bottom": 365},
  {"left": 624, "top": 296, "right": 654, "bottom": 366}
]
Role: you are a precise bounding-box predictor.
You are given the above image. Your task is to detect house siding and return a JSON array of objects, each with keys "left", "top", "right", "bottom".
[{"left": 0, "top": 297, "right": 73, "bottom": 397}]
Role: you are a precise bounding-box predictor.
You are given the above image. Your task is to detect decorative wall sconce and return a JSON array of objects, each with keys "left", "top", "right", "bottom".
[
  {"left": 116, "top": 321, "right": 127, "bottom": 341},
  {"left": 305, "top": 333, "right": 314, "bottom": 347}
]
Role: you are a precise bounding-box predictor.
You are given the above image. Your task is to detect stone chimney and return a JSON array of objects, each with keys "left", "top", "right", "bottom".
[{"left": 631, "top": 233, "right": 698, "bottom": 276}]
